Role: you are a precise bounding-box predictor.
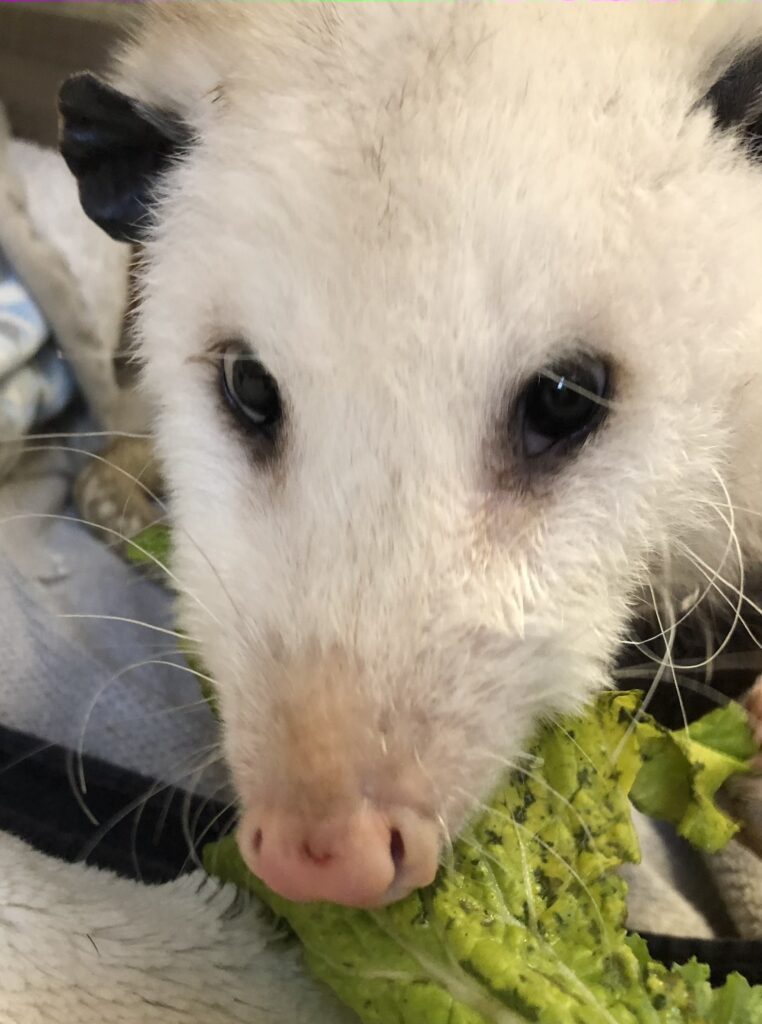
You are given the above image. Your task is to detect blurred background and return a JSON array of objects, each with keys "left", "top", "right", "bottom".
[{"left": 0, "top": 3, "right": 129, "bottom": 146}]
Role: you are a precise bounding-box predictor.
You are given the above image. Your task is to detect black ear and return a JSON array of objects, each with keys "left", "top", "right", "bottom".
[
  {"left": 58, "top": 72, "right": 192, "bottom": 243},
  {"left": 704, "top": 46, "right": 762, "bottom": 160}
]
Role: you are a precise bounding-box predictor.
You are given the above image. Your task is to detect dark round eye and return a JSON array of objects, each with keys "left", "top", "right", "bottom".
[
  {"left": 220, "top": 344, "right": 282, "bottom": 436},
  {"left": 521, "top": 355, "right": 610, "bottom": 457}
]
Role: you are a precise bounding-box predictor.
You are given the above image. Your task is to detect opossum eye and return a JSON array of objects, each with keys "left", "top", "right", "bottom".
[
  {"left": 221, "top": 344, "right": 282, "bottom": 437},
  {"left": 521, "top": 355, "right": 609, "bottom": 458}
]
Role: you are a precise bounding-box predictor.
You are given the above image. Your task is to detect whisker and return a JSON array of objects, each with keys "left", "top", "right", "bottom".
[
  {"left": 0, "top": 740, "right": 56, "bottom": 779},
  {"left": 179, "top": 764, "right": 223, "bottom": 874},
  {"left": 146, "top": 695, "right": 218, "bottom": 718},
  {"left": 621, "top": 514, "right": 735, "bottom": 649},
  {"left": 0, "top": 429, "right": 150, "bottom": 447},
  {"left": 616, "top": 469, "right": 746, "bottom": 758},
  {"left": 611, "top": 601, "right": 673, "bottom": 764},
  {"left": 76, "top": 745, "right": 222, "bottom": 867},
  {"left": 182, "top": 794, "right": 237, "bottom": 876},
  {"left": 128, "top": 777, "right": 176, "bottom": 884},
  {"left": 64, "top": 746, "right": 99, "bottom": 826},
  {"left": 677, "top": 538, "right": 762, "bottom": 638},
  {"left": 623, "top": 474, "right": 741, "bottom": 654},
  {"left": 21, "top": 441, "right": 167, "bottom": 511},
  {"left": 552, "top": 723, "right": 597, "bottom": 773},
  {"left": 21, "top": 439, "right": 250, "bottom": 628},
  {"left": 59, "top": 612, "right": 187, "bottom": 640},
  {"left": 0, "top": 509, "right": 223, "bottom": 629},
  {"left": 614, "top": 665, "right": 732, "bottom": 707},
  {"left": 137, "top": 658, "right": 216, "bottom": 687},
  {"left": 697, "top": 497, "right": 762, "bottom": 520},
  {"left": 679, "top": 551, "right": 762, "bottom": 653},
  {"left": 651, "top": 576, "right": 688, "bottom": 732},
  {"left": 74, "top": 654, "right": 214, "bottom": 795},
  {"left": 152, "top": 783, "right": 183, "bottom": 855},
  {"left": 128, "top": 753, "right": 225, "bottom": 883},
  {"left": 435, "top": 812, "right": 455, "bottom": 871}
]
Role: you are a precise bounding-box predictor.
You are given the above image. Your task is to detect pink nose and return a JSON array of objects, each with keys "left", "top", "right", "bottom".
[{"left": 237, "top": 804, "right": 440, "bottom": 907}]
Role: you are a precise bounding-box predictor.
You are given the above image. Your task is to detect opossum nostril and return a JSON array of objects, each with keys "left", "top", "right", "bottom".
[
  {"left": 302, "top": 840, "right": 333, "bottom": 866},
  {"left": 252, "top": 828, "right": 263, "bottom": 854},
  {"left": 390, "top": 827, "right": 405, "bottom": 868}
]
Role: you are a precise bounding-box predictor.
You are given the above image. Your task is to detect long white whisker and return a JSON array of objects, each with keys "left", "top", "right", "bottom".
[
  {"left": 183, "top": 791, "right": 237, "bottom": 875},
  {"left": 180, "top": 763, "right": 225, "bottom": 873},
  {"left": 22, "top": 441, "right": 166, "bottom": 510},
  {"left": 612, "top": 588, "right": 674, "bottom": 764},
  {"left": 670, "top": 491, "right": 747, "bottom": 670},
  {"left": 25, "top": 439, "right": 250, "bottom": 627},
  {"left": 76, "top": 745, "right": 222, "bottom": 865},
  {"left": 614, "top": 666, "right": 732, "bottom": 707},
  {"left": 1, "top": 429, "right": 150, "bottom": 446},
  {"left": 59, "top": 612, "right": 187, "bottom": 640},
  {"left": 0, "top": 740, "right": 56, "bottom": 779},
  {"left": 616, "top": 468, "right": 747, "bottom": 761},
  {"left": 621, "top": 496, "right": 736, "bottom": 649},
  {"left": 552, "top": 723, "right": 597, "bottom": 772},
  {"left": 75, "top": 654, "right": 214, "bottom": 795},
  {"left": 679, "top": 547, "right": 762, "bottom": 651},
  {"left": 652, "top": 574, "right": 688, "bottom": 732},
  {"left": 0, "top": 509, "right": 223, "bottom": 628}
]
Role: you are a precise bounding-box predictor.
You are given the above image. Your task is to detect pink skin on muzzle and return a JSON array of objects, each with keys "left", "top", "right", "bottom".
[{"left": 237, "top": 803, "right": 441, "bottom": 907}]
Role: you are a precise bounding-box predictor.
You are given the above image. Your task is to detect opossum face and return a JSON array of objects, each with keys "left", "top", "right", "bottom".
[{"left": 61, "top": 5, "right": 762, "bottom": 907}]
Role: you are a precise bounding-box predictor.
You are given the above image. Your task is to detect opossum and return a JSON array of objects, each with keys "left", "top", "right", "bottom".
[{"left": 59, "top": 1, "right": 762, "bottom": 909}]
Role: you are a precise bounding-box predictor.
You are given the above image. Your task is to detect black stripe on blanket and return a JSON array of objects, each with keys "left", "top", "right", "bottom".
[
  {"left": 638, "top": 932, "right": 762, "bottom": 987},
  {"left": 0, "top": 724, "right": 234, "bottom": 884},
  {"left": 1, "top": 723, "right": 761, "bottom": 987}
]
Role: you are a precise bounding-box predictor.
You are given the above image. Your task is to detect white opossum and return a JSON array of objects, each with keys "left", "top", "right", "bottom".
[{"left": 59, "top": 1, "right": 762, "bottom": 909}]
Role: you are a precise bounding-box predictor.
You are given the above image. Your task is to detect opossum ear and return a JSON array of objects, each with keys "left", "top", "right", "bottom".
[
  {"left": 58, "top": 72, "right": 191, "bottom": 243},
  {"left": 704, "top": 47, "right": 762, "bottom": 160}
]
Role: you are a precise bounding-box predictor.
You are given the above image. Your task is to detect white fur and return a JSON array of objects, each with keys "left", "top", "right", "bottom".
[{"left": 114, "top": 2, "right": 762, "bottom": 838}]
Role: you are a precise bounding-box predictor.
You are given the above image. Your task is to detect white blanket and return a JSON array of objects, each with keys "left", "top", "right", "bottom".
[{"left": 0, "top": 832, "right": 352, "bottom": 1024}]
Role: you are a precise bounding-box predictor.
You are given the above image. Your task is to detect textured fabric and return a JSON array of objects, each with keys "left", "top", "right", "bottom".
[
  {"left": 0, "top": 723, "right": 234, "bottom": 885},
  {"left": 0, "top": 443, "right": 228, "bottom": 797},
  {"left": 0, "top": 250, "right": 76, "bottom": 479},
  {"left": 0, "top": 342, "right": 75, "bottom": 438},
  {"left": 709, "top": 839, "right": 762, "bottom": 941},
  {"left": 0, "top": 250, "right": 47, "bottom": 377},
  {"left": 0, "top": 100, "right": 143, "bottom": 435},
  {"left": 0, "top": 831, "right": 355, "bottom": 1024}
]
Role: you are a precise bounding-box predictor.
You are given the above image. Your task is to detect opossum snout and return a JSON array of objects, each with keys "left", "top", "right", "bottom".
[
  {"left": 237, "top": 803, "right": 440, "bottom": 907},
  {"left": 228, "top": 645, "right": 443, "bottom": 905}
]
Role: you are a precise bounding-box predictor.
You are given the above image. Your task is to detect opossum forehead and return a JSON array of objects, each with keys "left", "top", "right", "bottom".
[
  {"left": 138, "top": 11, "right": 758, "bottom": 375},
  {"left": 131, "top": 6, "right": 762, "bottom": 439},
  {"left": 147, "top": 98, "right": 651, "bottom": 341},
  {"left": 143, "top": 96, "right": 731, "bottom": 405}
]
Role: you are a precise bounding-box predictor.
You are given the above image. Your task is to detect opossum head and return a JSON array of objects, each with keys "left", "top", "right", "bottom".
[{"left": 61, "top": 3, "right": 762, "bottom": 907}]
